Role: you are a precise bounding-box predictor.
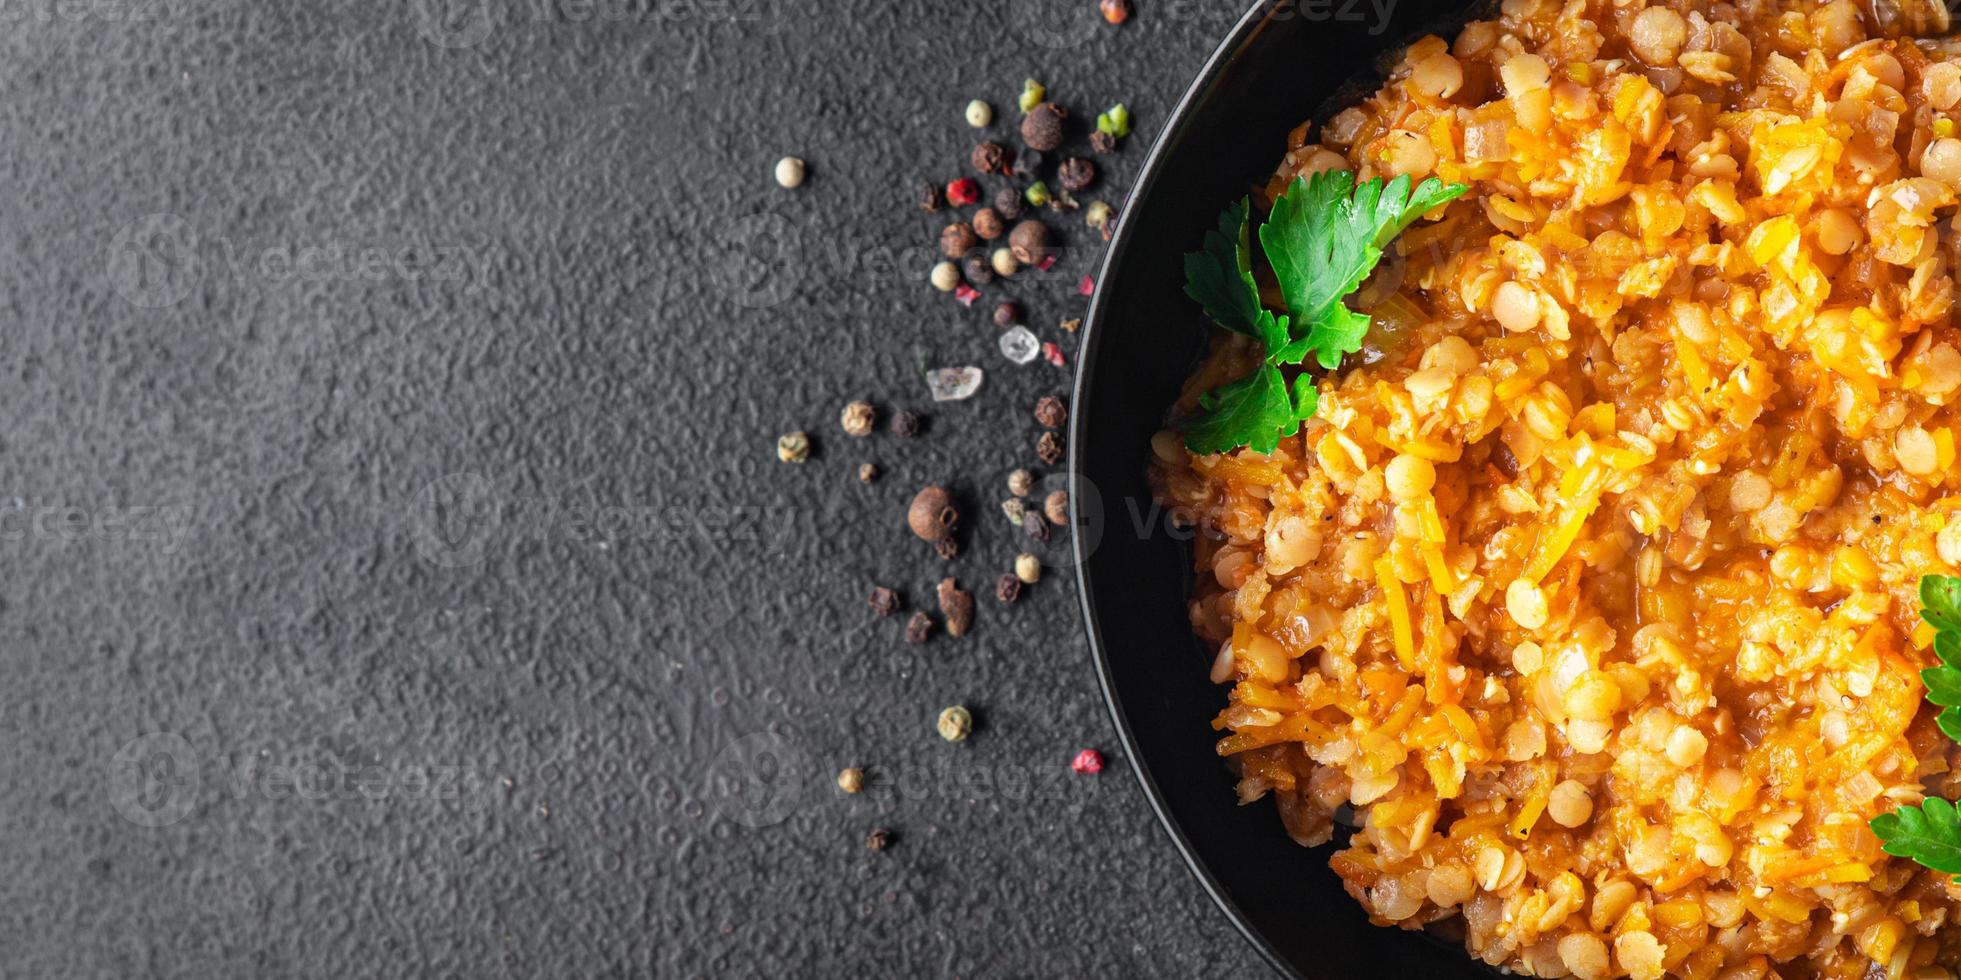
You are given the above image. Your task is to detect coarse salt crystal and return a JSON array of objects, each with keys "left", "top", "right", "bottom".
[
  {"left": 1000, "top": 326, "right": 1040, "bottom": 364},
  {"left": 926, "top": 366, "right": 984, "bottom": 402}
]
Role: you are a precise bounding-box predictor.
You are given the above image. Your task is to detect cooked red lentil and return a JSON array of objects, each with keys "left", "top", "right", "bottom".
[{"left": 1151, "top": 1, "right": 1961, "bottom": 977}]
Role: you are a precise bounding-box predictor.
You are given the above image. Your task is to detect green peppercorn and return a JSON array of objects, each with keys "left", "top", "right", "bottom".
[
  {"left": 1018, "top": 79, "right": 1046, "bottom": 115},
  {"left": 1025, "top": 181, "right": 1052, "bottom": 209}
]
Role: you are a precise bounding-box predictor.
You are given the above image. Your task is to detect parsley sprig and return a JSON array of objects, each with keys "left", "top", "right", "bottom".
[
  {"left": 1179, "top": 170, "right": 1467, "bottom": 455},
  {"left": 1871, "top": 574, "right": 1961, "bottom": 873}
]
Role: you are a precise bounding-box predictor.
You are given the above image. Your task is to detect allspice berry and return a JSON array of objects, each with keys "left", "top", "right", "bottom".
[
  {"left": 937, "top": 578, "right": 975, "bottom": 637},
  {"left": 841, "top": 401, "right": 876, "bottom": 437},
  {"left": 941, "top": 222, "right": 980, "bottom": 260},
  {"left": 1021, "top": 102, "right": 1068, "bottom": 152},
  {"left": 972, "top": 207, "right": 1006, "bottom": 241},
  {"left": 1008, "top": 220, "right": 1053, "bottom": 267},
  {"left": 908, "top": 486, "right": 960, "bottom": 542}
]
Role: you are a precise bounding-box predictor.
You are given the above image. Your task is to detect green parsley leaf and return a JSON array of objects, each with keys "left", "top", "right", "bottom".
[
  {"left": 1873, "top": 574, "right": 1961, "bottom": 870},
  {"left": 1872, "top": 796, "right": 1961, "bottom": 874},
  {"left": 1182, "top": 198, "right": 1264, "bottom": 338},
  {"left": 1177, "top": 169, "right": 1465, "bottom": 455}
]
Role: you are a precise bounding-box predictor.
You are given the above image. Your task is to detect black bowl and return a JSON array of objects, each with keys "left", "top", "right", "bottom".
[{"left": 1068, "top": 2, "right": 1492, "bottom": 978}]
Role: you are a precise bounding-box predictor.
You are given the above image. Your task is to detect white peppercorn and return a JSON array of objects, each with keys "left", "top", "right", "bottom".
[
  {"left": 965, "top": 99, "right": 993, "bottom": 128},
  {"left": 930, "top": 261, "right": 961, "bottom": 292},
  {"left": 990, "top": 248, "right": 1019, "bottom": 278},
  {"left": 774, "top": 156, "right": 806, "bottom": 189},
  {"left": 1015, "top": 553, "right": 1041, "bottom": 584}
]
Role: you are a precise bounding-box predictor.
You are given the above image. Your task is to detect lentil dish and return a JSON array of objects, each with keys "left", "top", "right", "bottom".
[{"left": 1149, "top": 1, "right": 1961, "bottom": 976}]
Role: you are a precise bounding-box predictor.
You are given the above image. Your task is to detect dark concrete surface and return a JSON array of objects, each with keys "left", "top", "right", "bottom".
[{"left": 0, "top": 0, "right": 1278, "bottom": 976}]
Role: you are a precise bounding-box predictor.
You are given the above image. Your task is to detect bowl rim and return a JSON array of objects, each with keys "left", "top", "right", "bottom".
[{"left": 1067, "top": 2, "right": 1302, "bottom": 977}]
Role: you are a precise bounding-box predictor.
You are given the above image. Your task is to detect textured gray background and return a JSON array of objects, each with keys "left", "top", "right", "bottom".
[{"left": 2, "top": 0, "right": 1279, "bottom": 977}]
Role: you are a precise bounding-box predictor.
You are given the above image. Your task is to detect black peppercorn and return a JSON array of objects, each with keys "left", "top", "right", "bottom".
[
  {"left": 971, "top": 140, "right": 1014, "bottom": 176},
  {"left": 934, "top": 537, "right": 960, "bottom": 560},
  {"left": 904, "top": 612, "right": 932, "bottom": 645},
  {"left": 1021, "top": 103, "right": 1068, "bottom": 152},
  {"left": 1023, "top": 511, "right": 1051, "bottom": 543},
  {"left": 941, "top": 222, "right": 980, "bottom": 260},
  {"left": 1037, "top": 430, "right": 1064, "bottom": 465},
  {"left": 972, "top": 207, "right": 1005, "bottom": 241},
  {"left": 995, "top": 574, "right": 1022, "bottom": 604},
  {"left": 891, "top": 410, "right": 922, "bottom": 438},
  {"left": 1058, "top": 157, "right": 1097, "bottom": 193},
  {"left": 1012, "top": 148, "right": 1046, "bottom": 182},
  {"left": 1034, "top": 395, "right": 1067, "bottom": 429},
  {"left": 866, "top": 827, "right": 894, "bottom": 851},
  {"left": 964, "top": 254, "right": 995, "bottom": 286},
  {"left": 918, "top": 181, "right": 943, "bottom": 212},
  {"left": 1090, "top": 130, "right": 1117, "bottom": 155},
  {"left": 993, "top": 301, "right": 1021, "bottom": 329},
  {"left": 993, "top": 187, "right": 1025, "bottom": 221},
  {"left": 870, "top": 587, "right": 902, "bottom": 617},
  {"left": 1008, "top": 220, "right": 1053, "bottom": 267}
]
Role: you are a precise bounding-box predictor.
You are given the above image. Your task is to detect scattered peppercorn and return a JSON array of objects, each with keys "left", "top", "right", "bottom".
[
  {"left": 908, "top": 486, "right": 960, "bottom": 542},
  {"left": 1008, "top": 468, "right": 1035, "bottom": 497},
  {"left": 993, "top": 187, "right": 1025, "bottom": 221},
  {"left": 965, "top": 99, "right": 993, "bottom": 128},
  {"left": 990, "top": 248, "right": 1020, "bottom": 278},
  {"left": 1037, "top": 431, "right": 1065, "bottom": 465},
  {"left": 1090, "top": 130, "right": 1117, "bottom": 155},
  {"left": 905, "top": 611, "right": 933, "bottom": 645},
  {"left": 963, "top": 254, "right": 995, "bottom": 286},
  {"left": 841, "top": 401, "right": 876, "bottom": 437},
  {"left": 1099, "top": 0, "right": 1130, "bottom": 24},
  {"left": 971, "top": 140, "right": 1013, "bottom": 176},
  {"left": 1058, "top": 157, "right": 1097, "bottom": 193},
  {"left": 777, "top": 431, "right": 811, "bottom": 464},
  {"left": 1001, "top": 498, "right": 1027, "bottom": 527},
  {"left": 858, "top": 462, "right": 879, "bottom": 484},
  {"left": 1096, "top": 103, "right": 1132, "bottom": 139},
  {"left": 1024, "top": 181, "right": 1052, "bottom": 209},
  {"left": 945, "top": 177, "right": 982, "bottom": 207},
  {"left": 938, "top": 578, "right": 975, "bottom": 637},
  {"left": 1015, "top": 553, "right": 1042, "bottom": 584},
  {"left": 1008, "top": 220, "right": 1054, "bottom": 266},
  {"left": 774, "top": 156, "right": 807, "bottom": 189},
  {"left": 930, "top": 261, "right": 960, "bottom": 292},
  {"left": 1043, "top": 341, "right": 1067, "bottom": 368},
  {"left": 1023, "top": 511, "right": 1051, "bottom": 543},
  {"left": 1018, "top": 78, "right": 1046, "bottom": 114},
  {"left": 1071, "top": 748, "right": 1105, "bottom": 774},
  {"left": 1021, "top": 102, "right": 1067, "bottom": 152},
  {"left": 954, "top": 283, "right": 980, "bottom": 307},
  {"left": 918, "top": 181, "right": 943, "bottom": 212},
  {"left": 1086, "top": 200, "right": 1114, "bottom": 239},
  {"left": 934, "top": 537, "right": 960, "bottom": 560},
  {"left": 1034, "top": 395, "right": 1068, "bottom": 429},
  {"left": 838, "top": 767, "right": 866, "bottom": 794},
  {"left": 937, "top": 705, "right": 973, "bottom": 742},
  {"left": 975, "top": 213, "right": 1007, "bottom": 246},
  {"left": 1059, "top": 318, "right": 1081, "bottom": 333},
  {"left": 891, "top": 410, "right": 922, "bottom": 438},
  {"left": 1012, "top": 148, "right": 1046, "bottom": 182},
  {"left": 995, "top": 573, "right": 1022, "bottom": 604},
  {"left": 941, "top": 222, "right": 979, "bottom": 260},
  {"left": 870, "top": 586, "right": 902, "bottom": 617},
  {"left": 866, "top": 827, "right": 893, "bottom": 852},
  {"left": 993, "top": 302, "right": 1021, "bottom": 328},
  {"left": 1047, "top": 190, "right": 1080, "bottom": 215},
  {"left": 1045, "top": 489, "right": 1069, "bottom": 526}
]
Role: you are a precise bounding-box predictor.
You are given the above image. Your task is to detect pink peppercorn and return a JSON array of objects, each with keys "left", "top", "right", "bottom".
[
  {"left": 1043, "top": 342, "right": 1065, "bottom": 368},
  {"left": 1071, "top": 749, "right": 1104, "bottom": 774},
  {"left": 955, "top": 284, "right": 981, "bottom": 307},
  {"left": 1038, "top": 254, "right": 1059, "bottom": 272},
  {"left": 1078, "top": 275, "right": 1095, "bottom": 296},
  {"left": 946, "top": 178, "right": 982, "bottom": 207}
]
